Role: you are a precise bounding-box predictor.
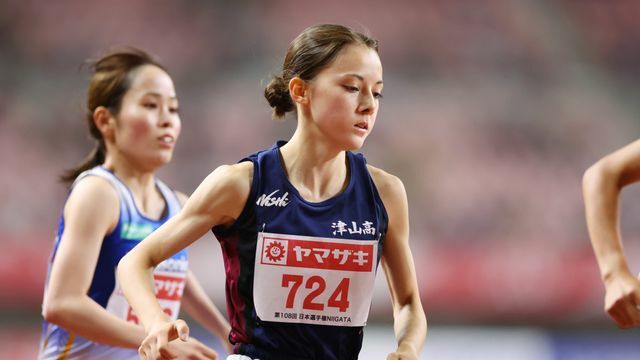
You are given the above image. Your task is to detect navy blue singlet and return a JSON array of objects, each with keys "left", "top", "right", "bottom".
[{"left": 214, "top": 141, "right": 388, "bottom": 360}]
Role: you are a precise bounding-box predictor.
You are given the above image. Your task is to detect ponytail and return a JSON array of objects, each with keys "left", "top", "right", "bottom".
[{"left": 60, "top": 140, "right": 105, "bottom": 185}]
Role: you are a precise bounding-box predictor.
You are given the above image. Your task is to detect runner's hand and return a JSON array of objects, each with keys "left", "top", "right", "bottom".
[
  {"left": 138, "top": 319, "right": 190, "bottom": 359},
  {"left": 603, "top": 271, "right": 640, "bottom": 328},
  {"left": 387, "top": 350, "right": 418, "bottom": 360},
  {"left": 171, "top": 337, "right": 219, "bottom": 359}
]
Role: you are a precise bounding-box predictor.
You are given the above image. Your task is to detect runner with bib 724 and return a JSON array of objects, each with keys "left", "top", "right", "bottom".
[{"left": 118, "top": 24, "right": 427, "bottom": 360}]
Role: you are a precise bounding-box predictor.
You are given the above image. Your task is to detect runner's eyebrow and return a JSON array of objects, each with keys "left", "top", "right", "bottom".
[
  {"left": 142, "top": 92, "right": 178, "bottom": 100},
  {"left": 343, "top": 74, "right": 383, "bottom": 85}
]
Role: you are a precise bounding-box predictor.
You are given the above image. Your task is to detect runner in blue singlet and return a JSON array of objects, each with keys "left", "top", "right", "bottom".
[{"left": 39, "top": 48, "right": 230, "bottom": 359}]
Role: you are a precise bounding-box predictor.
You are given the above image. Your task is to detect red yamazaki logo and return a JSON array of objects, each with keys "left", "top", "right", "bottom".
[{"left": 261, "top": 236, "right": 374, "bottom": 272}]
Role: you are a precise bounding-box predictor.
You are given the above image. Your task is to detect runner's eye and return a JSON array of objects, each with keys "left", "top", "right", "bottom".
[{"left": 342, "top": 85, "right": 359, "bottom": 93}]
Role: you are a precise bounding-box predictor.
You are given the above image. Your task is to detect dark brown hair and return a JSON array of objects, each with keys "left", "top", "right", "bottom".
[
  {"left": 61, "top": 47, "right": 167, "bottom": 184},
  {"left": 264, "top": 24, "right": 379, "bottom": 119}
]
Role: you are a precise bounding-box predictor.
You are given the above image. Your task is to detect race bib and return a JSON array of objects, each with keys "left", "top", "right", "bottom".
[
  {"left": 107, "top": 260, "right": 187, "bottom": 324},
  {"left": 253, "top": 232, "right": 378, "bottom": 327}
]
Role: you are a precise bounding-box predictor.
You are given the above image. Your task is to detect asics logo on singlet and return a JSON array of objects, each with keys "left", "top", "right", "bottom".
[{"left": 256, "top": 189, "right": 290, "bottom": 207}]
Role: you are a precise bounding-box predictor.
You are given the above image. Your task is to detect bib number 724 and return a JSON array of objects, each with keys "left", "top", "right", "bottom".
[{"left": 281, "top": 274, "right": 350, "bottom": 312}]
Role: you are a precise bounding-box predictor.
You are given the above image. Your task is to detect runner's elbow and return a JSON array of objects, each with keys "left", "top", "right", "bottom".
[{"left": 42, "top": 296, "right": 68, "bottom": 324}]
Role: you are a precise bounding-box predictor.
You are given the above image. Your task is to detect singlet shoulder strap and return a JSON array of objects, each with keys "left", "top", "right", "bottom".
[
  {"left": 72, "top": 166, "right": 135, "bottom": 222},
  {"left": 347, "top": 151, "right": 366, "bottom": 170}
]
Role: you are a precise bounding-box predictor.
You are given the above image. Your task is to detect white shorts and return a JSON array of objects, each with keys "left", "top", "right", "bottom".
[{"left": 227, "top": 355, "right": 259, "bottom": 360}]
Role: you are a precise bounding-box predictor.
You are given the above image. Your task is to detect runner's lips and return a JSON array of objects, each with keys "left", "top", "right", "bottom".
[
  {"left": 354, "top": 122, "right": 369, "bottom": 130},
  {"left": 158, "top": 134, "right": 175, "bottom": 144}
]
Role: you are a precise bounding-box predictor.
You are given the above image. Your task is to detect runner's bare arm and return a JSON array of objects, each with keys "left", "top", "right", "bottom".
[
  {"left": 117, "top": 162, "right": 252, "bottom": 336},
  {"left": 42, "top": 177, "right": 147, "bottom": 347},
  {"left": 369, "top": 165, "right": 427, "bottom": 360},
  {"left": 174, "top": 192, "right": 233, "bottom": 351},
  {"left": 584, "top": 139, "right": 640, "bottom": 328}
]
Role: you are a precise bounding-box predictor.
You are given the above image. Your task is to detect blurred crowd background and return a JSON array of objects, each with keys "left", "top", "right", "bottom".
[{"left": 3, "top": 0, "right": 640, "bottom": 358}]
